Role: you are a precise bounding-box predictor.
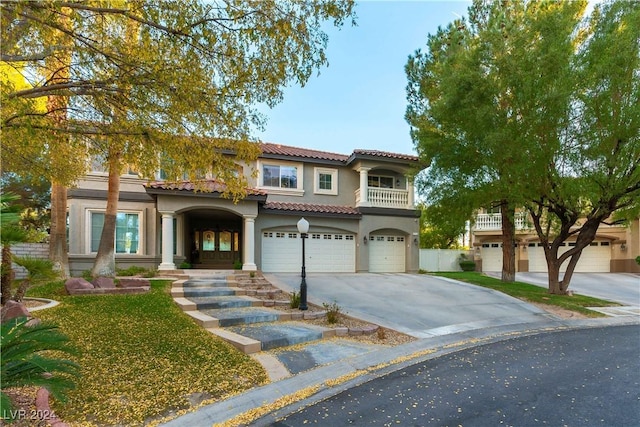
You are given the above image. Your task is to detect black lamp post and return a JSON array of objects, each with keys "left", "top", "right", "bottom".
[{"left": 297, "top": 217, "right": 309, "bottom": 311}]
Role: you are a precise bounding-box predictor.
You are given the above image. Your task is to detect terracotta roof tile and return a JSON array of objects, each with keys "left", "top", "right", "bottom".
[
  {"left": 263, "top": 201, "right": 360, "bottom": 216},
  {"left": 260, "top": 142, "right": 349, "bottom": 162},
  {"left": 145, "top": 179, "right": 266, "bottom": 196},
  {"left": 352, "top": 149, "right": 419, "bottom": 162}
]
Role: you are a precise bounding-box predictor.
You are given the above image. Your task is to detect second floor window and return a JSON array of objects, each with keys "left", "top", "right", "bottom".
[
  {"left": 263, "top": 164, "right": 298, "bottom": 189},
  {"left": 368, "top": 175, "right": 394, "bottom": 189}
]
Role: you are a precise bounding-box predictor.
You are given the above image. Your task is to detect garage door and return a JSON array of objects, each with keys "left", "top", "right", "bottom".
[
  {"left": 261, "top": 231, "right": 356, "bottom": 273},
  {"left": 529, "top": 241, "right": 611, "bottom": 273},
  {"left": 480, "top": 242, "right": 503, "bottom": 272},
  {"left": 369, "top": 235, "right": 406, "bottom": 273}
]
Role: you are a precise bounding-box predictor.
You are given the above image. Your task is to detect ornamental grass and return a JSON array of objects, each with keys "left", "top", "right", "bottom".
[{"left": 27, "top": 280, "right": 267, "bottom": 425}]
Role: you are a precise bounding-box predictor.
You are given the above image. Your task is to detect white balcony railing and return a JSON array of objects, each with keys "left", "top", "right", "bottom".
[
  {"left": 474, "top": 212, "right": 527, "bottom": 230},
  {"left": 356, "top": 187, "right": 410, "bottom": 209}
]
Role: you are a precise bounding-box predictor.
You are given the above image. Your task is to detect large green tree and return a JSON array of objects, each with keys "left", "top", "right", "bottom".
[
  {"left": 406, "top": 0, "right": 639, "bottom": 293},
  {"left": 1, "top": 0, "right": 356, "bottom": 277},
  {"left": 526, "top": 0, "right": 640, "bottom": 293},
  {"left": 406, "top": 0, "right": 582, "bottom": 282}
]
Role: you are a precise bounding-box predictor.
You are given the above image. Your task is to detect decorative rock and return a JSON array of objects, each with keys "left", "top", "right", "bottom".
[
  {"left": 0, "top": 300, "right": 31, "bottom": 324},
  {"left": 119, "top": 278, "right": 151, "bottom": 288},
  {"left": 36, "top": 388, "right": 69, "bottom": 427},
  {"left": 92, "top": 277, "right": 115, "bottom": 288},
  {"left": 64, "top": 277, "right": 94, "bottom": 293}
]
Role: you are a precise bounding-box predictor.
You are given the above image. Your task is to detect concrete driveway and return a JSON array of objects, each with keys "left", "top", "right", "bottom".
[
  {"left": 502, "top": 272, "right": 640, "bottom": 307},
  {"left": 265, "top": 273, "right": 548, "bottom": 339}
]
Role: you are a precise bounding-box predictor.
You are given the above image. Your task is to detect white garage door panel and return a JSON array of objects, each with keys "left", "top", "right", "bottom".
[
  {"left": 481, "top": 243, "right": 503, "bottom": 272},
  {"left": 528, "top": 242, "right": 610, "bottom": 273},
  {"left": 262, "top": 232, "right": 355, "bottom": 273},
  {"left": 369, "top": 235, "right": 406, "bottom": 273}
]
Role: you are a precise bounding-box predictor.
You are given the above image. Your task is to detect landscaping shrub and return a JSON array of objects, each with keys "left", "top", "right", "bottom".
[
  {"left": 323, "top": 301, "right": 342, "bottom": 324},
  {"left": 289, "top": 291, "right": 301, "bottom": 309},
  {"left": 1, "top": 317, "right": 80, "bottom": 421},
  {"left": 115, "top": 265, "right": 149, "bottom": 277}
]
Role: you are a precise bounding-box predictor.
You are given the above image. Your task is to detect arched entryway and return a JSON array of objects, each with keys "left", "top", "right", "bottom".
[{"left": 185, "top": 209, "right": 242, "bottom": 269}]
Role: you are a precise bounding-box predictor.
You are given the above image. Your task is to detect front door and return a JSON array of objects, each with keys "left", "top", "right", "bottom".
[{"left": 194, "top": 229, "right": 240, "bottom": 268}]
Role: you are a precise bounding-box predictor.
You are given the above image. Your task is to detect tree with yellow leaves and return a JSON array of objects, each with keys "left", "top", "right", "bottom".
[{"left": 1, "top": 0, "right": 355, "bottom": 277}]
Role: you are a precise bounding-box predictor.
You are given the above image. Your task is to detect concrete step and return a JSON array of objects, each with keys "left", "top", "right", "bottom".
[
  {"left": 182, "top": 279, "right": 231, "bottom": 288},
  {"left": 182, "top": 288, "right": 237, "bottom": 297},
  {"left": 226, "top": 322, "right": 332, "bottom": 351},
  {"left": 200, "top": 307, "right": 282, "bottom": 327},
  {"left": 189, "top": 296, "right": 259, "bottom": 310}
]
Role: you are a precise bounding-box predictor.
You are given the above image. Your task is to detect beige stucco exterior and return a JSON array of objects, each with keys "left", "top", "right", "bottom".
[{"left": 66, "top": 144, "right": 422, "bottom": 276}]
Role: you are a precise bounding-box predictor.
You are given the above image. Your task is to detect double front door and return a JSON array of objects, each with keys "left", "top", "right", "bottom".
[{"left": 193, "top": 229, "right": 240, "bottom": 268}]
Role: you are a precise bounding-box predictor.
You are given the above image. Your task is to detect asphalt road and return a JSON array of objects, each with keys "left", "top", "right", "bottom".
[{"left": 259, "top": 325, "right": 640, "bottom": 426}]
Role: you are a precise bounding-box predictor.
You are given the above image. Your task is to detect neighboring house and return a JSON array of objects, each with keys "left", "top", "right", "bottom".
[
  {"left": 66, "top": 143, "right": 422, "bottom": 275},
  {"left": 471, "top": 208, "right": 640, "bottom": 273}
]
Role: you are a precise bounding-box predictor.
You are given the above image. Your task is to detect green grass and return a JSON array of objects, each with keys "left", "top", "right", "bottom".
[
  {"left": 26, "top": 280, "right": 268, "bottom": 426},
  {"left": 434, "top": 272, "right": 621, "bottom": 317}
]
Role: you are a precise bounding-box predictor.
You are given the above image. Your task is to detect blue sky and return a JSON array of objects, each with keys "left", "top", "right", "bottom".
[{"left": 258, "top": 1, "right": 472, "bottom": 156}]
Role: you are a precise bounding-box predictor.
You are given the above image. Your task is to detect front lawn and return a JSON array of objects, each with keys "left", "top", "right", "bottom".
[
  {"left": 26, "top": 280, "right": 268, "bottom": 426},
  {"left": 434, "top": 272, "right": 621, "bottom": 317}
]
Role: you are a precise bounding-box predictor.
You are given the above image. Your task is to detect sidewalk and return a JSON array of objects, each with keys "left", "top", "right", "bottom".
[{"left": 161, "top": 314, "right": 638, "bottom": 427}]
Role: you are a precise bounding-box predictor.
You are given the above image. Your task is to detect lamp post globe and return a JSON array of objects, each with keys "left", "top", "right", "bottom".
[{"left": 297, "top": 217, "right": 309, "bottom": 310}]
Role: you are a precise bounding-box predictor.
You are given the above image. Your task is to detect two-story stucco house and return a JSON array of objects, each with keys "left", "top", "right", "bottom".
[
  {"left": 66, "top": 142, "right": 422, "bottom": 276},
  {"left": 471, "top": 208, "right": 640, "bottom": 273}
]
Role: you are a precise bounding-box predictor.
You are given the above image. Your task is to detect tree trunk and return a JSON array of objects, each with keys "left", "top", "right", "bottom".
[
  {"left": 500, "top": 202, "right": 516, "bottom": 282},
  {"left": 49, "top": 183, "right": 70, "bottom": 279},
  {"left": 1, "top": 244, "right": 14, "bottom": 305},
  {"left": 91, "top": 152, "right": 121, "bottom": 278},
  {"left": 546, "top": 251, "right": 563, "bottom": 294},
  {"left": 45, "top": 7, "right": 72, "bottom": 280}
]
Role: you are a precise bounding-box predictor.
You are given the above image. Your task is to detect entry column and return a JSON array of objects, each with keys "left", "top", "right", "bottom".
[
  {"left": 242, "top": 215, "right": 257, "bottom": 271},
  {"left": 159, "top": 212, "right": 176, "bottom": 270}
]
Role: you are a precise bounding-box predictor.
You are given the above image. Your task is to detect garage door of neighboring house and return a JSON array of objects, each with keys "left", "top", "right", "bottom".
[
  {"left": 480, "top": 242, "right": 503, "bottom": 272},
  {"left": 261, "top": 231, "right": 356, "bottom": 273},
  {"left": 369, "top": 235, "right": 406, "bottom": 273},
  {"left": 528, "top": 241, "right": 611, "bottom": 273}
]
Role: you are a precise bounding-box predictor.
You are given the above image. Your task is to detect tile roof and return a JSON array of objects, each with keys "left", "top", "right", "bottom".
[
  {"left": 351, "top": 149, "right": 419, "bottom": 162},
  {"left": 262, "top": 201, "right": 360, "bottom": 216},
  {"left": 260, "top": 142, "right": 349, "bottom": 162},
  {"left": 145, "top": 179, "right": 267, "bottom": 196}
]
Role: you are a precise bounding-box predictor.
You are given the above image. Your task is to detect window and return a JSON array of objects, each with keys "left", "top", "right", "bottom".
[
  {"left": 263, "top": 164, "right": 298, "bottom": 188},
  {"left": 91, "top": 212, "right": 140, "bottom": 254},
  {"left": 314, "top": 167, "right": 338, "bottom": 195},
  {"left": 368, "top": 175, "right": 394, "bottom": 189}
]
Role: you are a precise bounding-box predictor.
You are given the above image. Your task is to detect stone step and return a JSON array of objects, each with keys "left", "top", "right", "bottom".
[
  {"left": 189, "top": 296, "right": 259, "bottom": 310},
  {"left": 182, "top": 279, "right": 230, "bottom": 288},
  {"left": 182, "top": 288, "right": 237, "bottom": 297},
  {"left": 226, "top": 322, "right": 332, "bottom": 351},
  {"left": 200, "top": 307, "right": 281, "bottom": 327}
]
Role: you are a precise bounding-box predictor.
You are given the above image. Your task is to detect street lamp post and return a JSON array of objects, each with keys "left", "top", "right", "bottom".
[{"left": 297, "top": 217, "right": 309, "bottom": 311}]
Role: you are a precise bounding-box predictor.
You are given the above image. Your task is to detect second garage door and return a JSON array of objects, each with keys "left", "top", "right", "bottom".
[
  {"left": 261, "top": 231, "right": 356, "bottom": 273},
  {"left": 528, "top": 241, "right": 611, "bottom": 273},
  {"left": 369, "top": 235, "right": 406, "bottom": 273}
]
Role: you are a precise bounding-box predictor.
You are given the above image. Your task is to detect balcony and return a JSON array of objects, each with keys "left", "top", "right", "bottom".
[
  {"left": 355, "top": 187, "right": 411, "bottom": 209},
  {"left": 474, "top": 212, "right": 528, "bottom": 230}
]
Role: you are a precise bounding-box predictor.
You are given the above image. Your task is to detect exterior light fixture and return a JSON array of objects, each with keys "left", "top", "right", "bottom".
[{"left": 296, "top": 217, "right": 309, "bottom": 311}]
